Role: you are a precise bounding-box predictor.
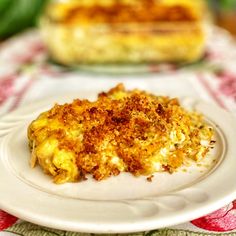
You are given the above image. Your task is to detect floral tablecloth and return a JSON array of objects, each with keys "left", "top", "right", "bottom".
[{"left": 0, "top": 27, "right": 236, "bottom": 236}]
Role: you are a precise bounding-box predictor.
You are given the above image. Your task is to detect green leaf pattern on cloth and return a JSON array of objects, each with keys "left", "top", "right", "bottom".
[{"left": 6, "top": 222, "right": 236, "bottom": 236}]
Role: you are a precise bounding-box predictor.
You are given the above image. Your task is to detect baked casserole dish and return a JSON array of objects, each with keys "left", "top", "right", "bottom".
[
  {"left": 28, "top": 84, "right": 214, "bottom": 184},
  {"left": 40, "top": 0, "right": 208, "bottom": 65}
]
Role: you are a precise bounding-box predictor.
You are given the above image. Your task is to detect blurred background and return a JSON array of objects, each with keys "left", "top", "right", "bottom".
[
  {"left": 0, "top": 0, "right": 48, "bottom": 40},
  {"left": 0, "top": 0, "right": 235, "bottom": 40},
  {"left": 209, "top": 0, "right": 236, "bottom": 35},
  {"left": 0, "top": 0, "right": 236, "bottom": 69}
]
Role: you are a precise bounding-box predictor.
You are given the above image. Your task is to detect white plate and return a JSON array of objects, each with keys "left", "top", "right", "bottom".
[{"left": 0, "top": 94, "right": 236, "bottom": 234}]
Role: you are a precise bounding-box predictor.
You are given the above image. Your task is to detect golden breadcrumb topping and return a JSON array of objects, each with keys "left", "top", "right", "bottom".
[
  {"left": 47, "top": 0, "right": 205, "bottom": 25},
  {"left": 28, "top": 84, "right": 213, "bottom": 183}
]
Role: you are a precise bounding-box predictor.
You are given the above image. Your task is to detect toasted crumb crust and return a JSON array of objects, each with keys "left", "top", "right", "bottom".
[
  {"left": 28, "top": 84, "right": 213, "bottom": 183},
  {"left": 47, "top": 0, "right": 205, "bottom": 24}
]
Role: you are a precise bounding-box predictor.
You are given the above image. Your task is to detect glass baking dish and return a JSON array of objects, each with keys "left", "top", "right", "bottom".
[{"left": 40, "top": 0, "right": 208, "bottom": 65}]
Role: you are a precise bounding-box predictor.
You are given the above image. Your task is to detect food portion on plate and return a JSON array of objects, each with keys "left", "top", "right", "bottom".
[
  {"left": 40, "top": 0, "right": 208, "bottom": 65},
  {"left": 28, "top": 84, "right": 214, "bottom": 184}
]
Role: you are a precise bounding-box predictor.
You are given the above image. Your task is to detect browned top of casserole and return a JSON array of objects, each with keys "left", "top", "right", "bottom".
[
  {"left": 46, "top": 0, "right": 205, "bottom": 25},
  {"left": 28, "top": 84, "right": 213, "bottom": 183}
]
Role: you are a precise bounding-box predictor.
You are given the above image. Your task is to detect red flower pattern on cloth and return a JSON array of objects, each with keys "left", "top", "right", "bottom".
[
  {"left": 0, "top": 210, "right": 18, "bottom": 231},
  {"left": 215, "top": 71, "right": 236, "bottom": 101},
  {"left": 12, "top": 41, "right": 45, "bottom": 64},
  {"left": 0, "top": 74, "right": 16, "bottom": 106},
  {"left": 191, "top": 200, "right": 236, "bottom": 232}
]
